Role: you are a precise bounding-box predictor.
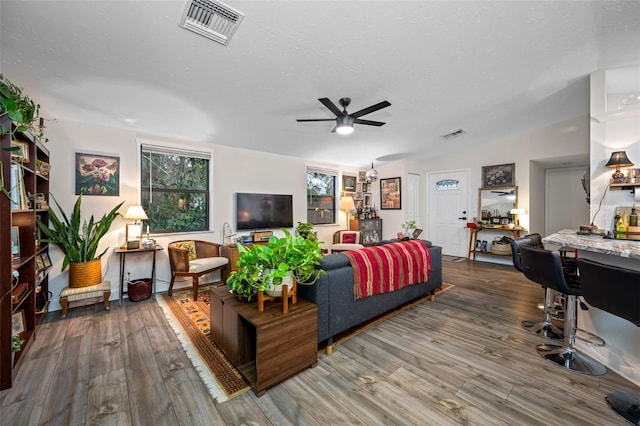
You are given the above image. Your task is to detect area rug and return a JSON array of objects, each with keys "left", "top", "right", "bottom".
[
  {"left": 442, "top": 255, "right": 467, "bottom": 263},
  {"left": 156, "top": 286, "right": 250, "bottom": 403}
]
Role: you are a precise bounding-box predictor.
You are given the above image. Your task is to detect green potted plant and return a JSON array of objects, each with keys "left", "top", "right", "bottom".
[
  {"left": 401, "top": 220, "right": 417, "bottom": 237},
  {"left": 37, "top": 195, "right": 124, "bottom": 288},
  {"left": 0, "top": 74, "right": 45, "bottom": 139},
  {"left": 11, "top": 334, "right": 24, "bottom": 353},
  {"left": 226, "top": 228, "right": 325, "bottom": 300},
  {"left": 295, "top": 221, "right": 318, "bottom": 241}
]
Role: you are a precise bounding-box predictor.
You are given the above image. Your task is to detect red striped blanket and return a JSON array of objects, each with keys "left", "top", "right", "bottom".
[{"left": 343, "top": 240, "right": 431, "bottom": 299}]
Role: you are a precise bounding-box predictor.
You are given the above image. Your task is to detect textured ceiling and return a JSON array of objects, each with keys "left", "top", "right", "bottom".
[{"left": 1, "top": 1, "right": 639, "bottom": 167}]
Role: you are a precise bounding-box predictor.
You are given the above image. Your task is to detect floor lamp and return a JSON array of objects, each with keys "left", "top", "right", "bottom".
[{"left": 339, "top": 196, "right": 356, "bottom": 230}]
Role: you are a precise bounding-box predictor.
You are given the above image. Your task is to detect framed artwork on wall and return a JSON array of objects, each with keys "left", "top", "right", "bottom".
[
  {"left": 358, "top": 171, "right": 367, "bottom": 182},
  {"left": 75, "top": 152, "right": 120, "bottom": 196},
  {"left": 380, "top": 177, "right": 401, "bottom": 210},
  {"left": 482, "top": 163, "right": 515, "bottom": 188},
  {"left": 342, "top": 175, "right": 356, "bottom": 191},
  {"left": 364, "top": 193, "right": 372, "bottom": 208}
]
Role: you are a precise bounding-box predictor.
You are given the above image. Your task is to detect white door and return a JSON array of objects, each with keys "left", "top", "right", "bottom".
[
  {"left": 545, "top": 166, "right": 590, "bottom": 235},
  {"left": 427, "top": 170, "right": 469, "bottom": 257}
]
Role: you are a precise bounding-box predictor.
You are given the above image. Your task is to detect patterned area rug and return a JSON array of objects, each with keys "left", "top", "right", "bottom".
[
  {"left": 156, "top": 286, "right": 250, "bottom": 403},
  {"left": 442, "top": 255, "right": 467, "bottom": 263}
]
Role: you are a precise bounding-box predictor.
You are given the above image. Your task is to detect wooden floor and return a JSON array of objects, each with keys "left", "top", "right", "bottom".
[{"left": 1, "top": 259, "right": 638, "bottom": 425}]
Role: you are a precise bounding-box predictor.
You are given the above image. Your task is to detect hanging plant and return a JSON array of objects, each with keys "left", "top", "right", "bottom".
[{"left": 0, "top": 74, "right": 45, "bottom": 140}]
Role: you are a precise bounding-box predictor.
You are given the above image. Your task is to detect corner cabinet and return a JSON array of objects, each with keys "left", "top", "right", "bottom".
[
  {"left": 0, "top": 115, "right": 51, "bottom": 390},
  {"left": 349, "top": 218, "right": 382, "bottom": 245}
]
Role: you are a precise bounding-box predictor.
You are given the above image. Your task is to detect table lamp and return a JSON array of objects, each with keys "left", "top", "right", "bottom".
[
  {"left": 510, "top": 208, "right": 526, "bottom": 227},
  {"left": 605, "top": 151, "right": 634, "bottom": 184},
  {"left": 339, "top": 195, "right": 356, "bottom": 229},
  {"left": 123, "top": 205, "right": 148, "bottom": 249}
]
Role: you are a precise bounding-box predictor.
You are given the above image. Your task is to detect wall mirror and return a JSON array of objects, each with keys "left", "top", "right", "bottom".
[{"left": 478, "top": 186, "right": 518, "bottom": 224}]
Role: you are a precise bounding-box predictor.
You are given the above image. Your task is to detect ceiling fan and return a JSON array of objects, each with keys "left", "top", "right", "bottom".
[
  {"left": 296, "top": 97, "right": 391, "bottom": 135},
  {"left": 491, "top": 190, "right": 515, "bottom": 196}
]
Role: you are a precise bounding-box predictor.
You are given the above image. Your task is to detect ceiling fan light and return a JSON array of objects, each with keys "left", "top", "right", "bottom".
[
  {"left": 336, "top": 124, "right": 354, "bottom": 135},
  {"left": 336, "top": 116, "right": 354, "bottom": 135}
]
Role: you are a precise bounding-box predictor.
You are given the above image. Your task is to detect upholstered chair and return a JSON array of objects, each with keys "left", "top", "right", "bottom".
[
  {"left": 168, "top": 240, "right": 230, "bottom": 300},
  {"left": 330, "top": 230, "right": 364, "bottom": 254}
]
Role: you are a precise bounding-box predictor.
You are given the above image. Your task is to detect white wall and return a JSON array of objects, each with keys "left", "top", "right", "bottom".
[
  {"left": 43, "top": 118, "right": 359, "bottom": 310},
  {"left": 420, "top": 115, "right": 590, "bottom": 236}
]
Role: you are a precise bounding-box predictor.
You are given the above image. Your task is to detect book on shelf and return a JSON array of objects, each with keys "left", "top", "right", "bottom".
[{"left": 9, "top": 164, "right": 28, "bottom": 210}]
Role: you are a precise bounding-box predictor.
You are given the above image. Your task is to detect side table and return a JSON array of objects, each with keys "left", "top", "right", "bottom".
[
  {"left": 210, "top": 286, "right": 317, "bottom": 396},
  {"left": 114, "top": 245, "right": 163, "bottom": 304}
]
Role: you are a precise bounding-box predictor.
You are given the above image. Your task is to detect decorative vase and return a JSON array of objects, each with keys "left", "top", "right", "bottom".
[
  {"left": 69, "top": 259, "right": 102, "bottom": 288},
  {"left": 264, "top": 270, "right": 294, "bottom": 297}
]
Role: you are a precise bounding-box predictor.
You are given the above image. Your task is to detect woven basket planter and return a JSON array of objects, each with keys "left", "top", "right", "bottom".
[{"left": 69, "top": 259, "right": 103, "bottom": 288}]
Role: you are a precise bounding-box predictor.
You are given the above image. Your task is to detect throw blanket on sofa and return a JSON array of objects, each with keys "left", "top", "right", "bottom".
[{"left": 343, "top": 240, "right": 431, "bottom": 299}]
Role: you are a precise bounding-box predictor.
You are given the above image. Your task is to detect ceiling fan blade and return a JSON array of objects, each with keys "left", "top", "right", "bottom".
[
  {"left": 318, "top": 98, "right": 345, "bottom": 117},
  {"left": 353, "top": 118, "right": 386, "bottom": 127},
  {"left": 349, "top": 100, "right": 391, "bottom": 118},
  {"left": 296, "top": 118, "right": 337, "bottom": 122}
]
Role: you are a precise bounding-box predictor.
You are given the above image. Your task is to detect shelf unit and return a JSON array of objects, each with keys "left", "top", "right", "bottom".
[
  {"left": 609, "top": 182, "right": 640, "bottom": 192},
  {"left": 1, "top": 115, "right": 51, "bottom": 390},
  {"left": 349, "top": 218, "right": 382, "bottom": 246}
]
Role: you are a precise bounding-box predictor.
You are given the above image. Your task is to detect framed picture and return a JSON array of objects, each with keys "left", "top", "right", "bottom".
[
  {"left": 12, "top": 310, "right": 25, "bottom": 335},
  {"left": 36, "top": 159, "right": 50, "bottom": 178},
  {"left": 354, "top": 191, "right": 364, "bottom": 200},
  {"left": 10, "top": 140, "right": 30, "bottom": 163},
  {"left": 356, "top": 183, "right": 363, "bottom": 192},
  {"left": 354, "top": 199, "right": 363, "bottom": 210},
  {"left": 41, "top": 252, "right": 52, "bottom": 268},
  {"left": 342, "top": 175, "right": 356, "bottom": 192},
  {"left": 35, "top": 254, "right": 45, "bottom": 271},
  {"left": 11, "top": 226, "right": 20, "bottom": 259},
  {"left": 358, "top": 171, "right": 367, "bottom": 182},
  {"left": 482, "top": 163, "right": 515, "bottom": 188},
  {"left": 362, "top": 183, "right": 369, "bottom": 192},
  {"left": 364, "top": 193, "right": 372, "bottom": 208},
  {"left": 412, "top": 229, "right": 423, "bottom": 239},
  {"left": 380, "top": 177, "right": 401, "bottom": 210},
  {"left": 75, "top": 152, "right": 120, "bottom": 196}
]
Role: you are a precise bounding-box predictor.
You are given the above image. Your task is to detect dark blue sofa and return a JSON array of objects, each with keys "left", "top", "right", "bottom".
[{"left": 298, "top": 240, "right": 443, "bottom": 354}]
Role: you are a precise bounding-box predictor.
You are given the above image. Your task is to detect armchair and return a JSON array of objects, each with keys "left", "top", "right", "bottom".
[
  {"left": 168, "top": 240, "right": 230, "bottom": 300},
  {"left": 331, "top": 230, "right": 364, "bottom": 253}
]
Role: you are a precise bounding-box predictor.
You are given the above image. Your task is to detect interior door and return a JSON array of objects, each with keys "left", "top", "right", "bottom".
[{"left": 427, "top": 170, "right": 469, "bottom": 257}]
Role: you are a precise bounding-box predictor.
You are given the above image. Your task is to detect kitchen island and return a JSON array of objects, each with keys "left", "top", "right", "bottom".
[{"left": 543, "top": 229, "right": 640, "bottom": 386}]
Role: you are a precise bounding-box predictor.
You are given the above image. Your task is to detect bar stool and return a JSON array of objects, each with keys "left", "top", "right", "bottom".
[
  {"left": 577, "top": 258, "right": 640, "bottom": 425},
  {"left": 511, "top": 235, "right": 564, "bottom": 340},
  {"left": 519, "top": 245, "right": 606, "bottom": 375}
]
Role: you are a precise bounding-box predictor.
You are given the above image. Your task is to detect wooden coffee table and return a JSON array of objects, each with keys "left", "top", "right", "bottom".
[{"left": 210, "top": 286, "right": 318, "bottom": 396}]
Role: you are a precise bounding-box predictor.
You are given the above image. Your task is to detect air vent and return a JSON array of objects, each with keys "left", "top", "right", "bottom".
[
  {"left": 441, "top": 129, "right": 466, "bottom": 139},
  {"left": 180, "top": 0, "right": 244, "bottom": 46}
]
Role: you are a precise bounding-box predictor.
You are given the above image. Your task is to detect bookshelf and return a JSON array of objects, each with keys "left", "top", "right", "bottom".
[{"left": 0, "top": 115, "right": 51, "bottom": 390}]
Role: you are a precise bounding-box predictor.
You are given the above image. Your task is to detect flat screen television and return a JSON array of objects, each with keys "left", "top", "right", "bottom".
[{"left": 236, "top": 193, "right": 293, "bottom": 230}]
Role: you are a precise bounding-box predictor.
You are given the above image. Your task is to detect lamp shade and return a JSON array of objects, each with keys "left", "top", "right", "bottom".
[
  {"left": 604, "top": 151, "right": 634, "bottom": 168},
  {"left": 336, "top": 116, "right": 354, "bottom": 135},
  {"left": 339, "top": 196, "right": 356, "bottom": 210},
  {"left": 123, "top": 205, "right": 148, "bottom": 221}
]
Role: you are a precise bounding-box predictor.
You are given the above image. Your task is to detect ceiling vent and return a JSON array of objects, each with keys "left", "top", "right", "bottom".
[
  {"left": 180, "top": 0, "right": 244, "bottom": 46},
  {"left": 441, "top": 129, "right": 466, "bottom": 139}
]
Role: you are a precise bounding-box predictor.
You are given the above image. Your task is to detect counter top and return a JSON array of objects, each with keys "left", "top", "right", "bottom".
[{"left": 543, "top": 229, "right": 640, "bottom": 260}]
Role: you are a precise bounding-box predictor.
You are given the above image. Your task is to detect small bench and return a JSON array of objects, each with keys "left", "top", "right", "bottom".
[{"left": 59, "top": 281, "right": 111, "bottom": 319}]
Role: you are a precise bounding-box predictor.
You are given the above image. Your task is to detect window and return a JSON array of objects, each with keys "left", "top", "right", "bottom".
[
  {"left": 141, "top": 144, "right": 211, "bottom": 233},
  {"left": 307, "top": 167, "right": 337, "bottom": 224}
]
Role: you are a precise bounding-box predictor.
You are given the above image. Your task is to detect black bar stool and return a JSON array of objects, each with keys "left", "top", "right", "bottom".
[
  {"left": 511, "top": 234, "right": 563, "bottom": 340},
  {"left": 577, "top": 258, "right": 640, "bottom": 425},
  {"left": 520, "top": 245, "right": 606, "bottom": 375}
]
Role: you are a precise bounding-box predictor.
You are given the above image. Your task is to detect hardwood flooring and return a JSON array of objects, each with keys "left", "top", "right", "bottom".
[{"left": 1, "top": 259, "right": 638, "bottom": 425}]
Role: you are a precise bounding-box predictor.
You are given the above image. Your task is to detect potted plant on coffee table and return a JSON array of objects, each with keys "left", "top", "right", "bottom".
[
  {"left": 37, "top": 195, "right": 124, "bottom": 288},
  {"left": 226, "top": 228, "right": 325, "bottom": 300}
]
